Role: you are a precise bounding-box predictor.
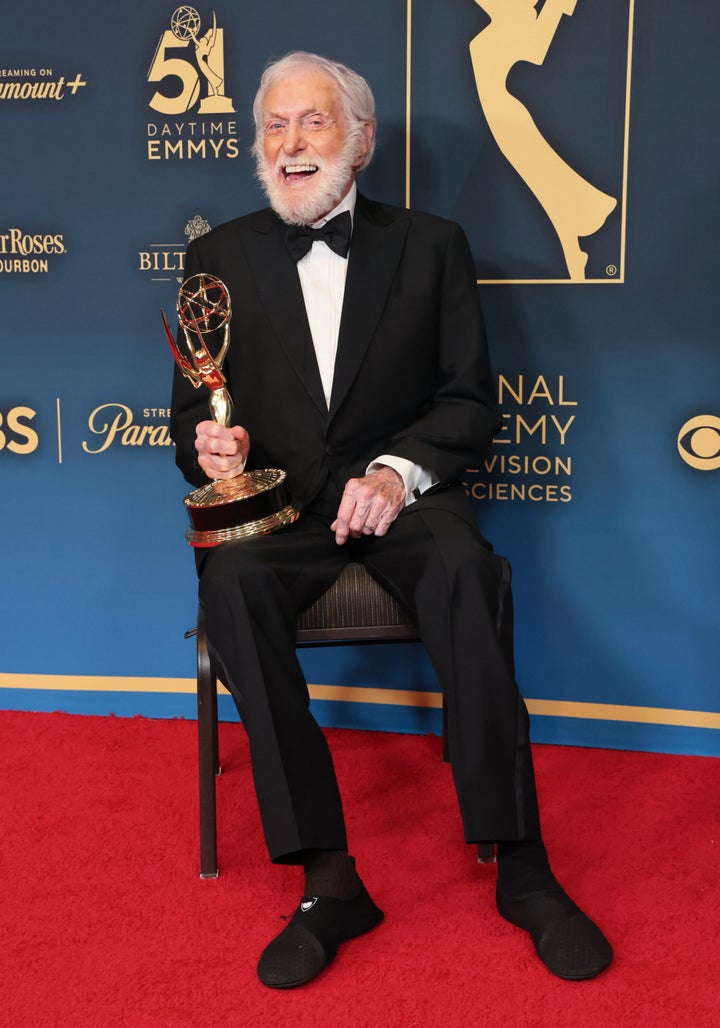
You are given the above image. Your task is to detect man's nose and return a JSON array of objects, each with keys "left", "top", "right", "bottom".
[{"left": 283, "top": 120, "right": 306, "bottom": 154}]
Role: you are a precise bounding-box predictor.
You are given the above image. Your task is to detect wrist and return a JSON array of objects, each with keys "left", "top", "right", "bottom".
[{"left": 369, "top": 464, "right": 403, "bottom": 485}]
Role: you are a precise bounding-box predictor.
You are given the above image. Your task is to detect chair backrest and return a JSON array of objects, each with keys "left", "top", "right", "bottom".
[{"left": 296, "top": 562, "right": 420, "bottom": 644}]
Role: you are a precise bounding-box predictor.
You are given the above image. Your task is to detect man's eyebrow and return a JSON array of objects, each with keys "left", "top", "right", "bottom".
[{"left": 263, "top": 107, "right": 330, "bottom": 119}]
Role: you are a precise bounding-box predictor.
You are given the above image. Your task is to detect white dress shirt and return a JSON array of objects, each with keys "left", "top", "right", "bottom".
[{"left": 296, "top": 184, "right": 436, "bottom": 505}]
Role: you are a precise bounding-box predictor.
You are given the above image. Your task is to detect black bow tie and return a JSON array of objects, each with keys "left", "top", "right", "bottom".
[{"left": 285, "top": 211, "right": 352, "bottom": 262}]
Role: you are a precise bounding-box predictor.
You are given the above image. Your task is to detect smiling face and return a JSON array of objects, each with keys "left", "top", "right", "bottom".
[{"left": 254, "top": 66, "right": 373, "bottom": 225}]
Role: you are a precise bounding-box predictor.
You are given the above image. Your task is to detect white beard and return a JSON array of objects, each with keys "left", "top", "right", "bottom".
[{"left": 255, "top": 132, "right": 363, "bottom": 226}]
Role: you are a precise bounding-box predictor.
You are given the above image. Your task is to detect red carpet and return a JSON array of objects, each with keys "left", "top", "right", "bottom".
[{"left": 2, "top": 711, "right": 718, "bottom": 1026}]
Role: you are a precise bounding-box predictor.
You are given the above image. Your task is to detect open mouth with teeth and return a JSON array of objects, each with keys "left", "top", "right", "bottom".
[{"left": 282, "top": 163, "right": 319, "bottom": 182}]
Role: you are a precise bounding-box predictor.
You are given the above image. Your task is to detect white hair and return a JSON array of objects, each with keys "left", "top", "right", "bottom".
[{"left": 251, "top": 51, "right": 377, "bottom": 172}]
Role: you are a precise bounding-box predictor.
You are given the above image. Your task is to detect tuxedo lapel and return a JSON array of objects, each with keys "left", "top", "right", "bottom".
[
  {"left": 235, "top": 198, "right": 409, "bottom": 421},
  {"left": 329, "top": 196, "right": 409, "bottom": 420},
  {"left": 240, "top": 211, "right": 328, "bottom": 416}
]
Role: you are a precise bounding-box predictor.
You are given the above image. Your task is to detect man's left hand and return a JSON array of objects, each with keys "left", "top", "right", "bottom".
[{"left": 331, "top": 466, "right": 405, "bottom": 545}]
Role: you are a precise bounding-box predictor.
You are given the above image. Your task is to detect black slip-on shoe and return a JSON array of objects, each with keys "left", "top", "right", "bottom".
[
  {"left": 497, "top": 886, "right": 613, "bottom": 981},
  {"left": 257, "top": 886, "right": 384, "bottom": 989}
]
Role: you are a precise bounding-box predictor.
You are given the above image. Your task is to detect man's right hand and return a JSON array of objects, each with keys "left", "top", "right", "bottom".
[{"left": 195, "top": 420, "right": 250, "bottom": 480}]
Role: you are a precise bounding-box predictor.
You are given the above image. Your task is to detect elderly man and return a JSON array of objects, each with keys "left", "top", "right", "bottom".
[{"left": 170, "top": 51, "right": 612, "bottom": 988}]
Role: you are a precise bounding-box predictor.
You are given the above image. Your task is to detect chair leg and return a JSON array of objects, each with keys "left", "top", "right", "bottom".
[
  {"left": 197, "top": 608, "right": 219, "bottom": 879},
  {"left": 209, "top": 661, "right": 220, "bottom": 778}
]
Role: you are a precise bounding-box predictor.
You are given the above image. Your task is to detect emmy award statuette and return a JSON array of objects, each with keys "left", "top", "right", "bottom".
[{"left": 162, "top": 273, "right": 301, "bottom": 547}]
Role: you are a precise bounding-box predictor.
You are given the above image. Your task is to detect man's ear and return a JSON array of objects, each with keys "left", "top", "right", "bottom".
[{"left": 354, "top": 121, "right": 375, "bottom": 168}]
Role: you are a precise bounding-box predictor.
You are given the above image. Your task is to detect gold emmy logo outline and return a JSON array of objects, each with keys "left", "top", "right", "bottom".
[
  {"left": 148, "top": 5, "right": 235, "bottom": 116},
  {"left": 405, "top": 0, "right": 635, "bottom": 284}
]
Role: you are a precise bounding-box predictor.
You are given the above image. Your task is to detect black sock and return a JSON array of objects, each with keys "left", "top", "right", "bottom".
[
  {"left": 496, "top": 839, "right": 559, "bottom": 897},
  {"left": 302, "top": 849, "right": 362, "bottom": 900}
]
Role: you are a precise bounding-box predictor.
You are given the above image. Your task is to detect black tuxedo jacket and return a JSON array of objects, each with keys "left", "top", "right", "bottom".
[{"left": 170, "top": 193, "right": 501, "bottom": 524}]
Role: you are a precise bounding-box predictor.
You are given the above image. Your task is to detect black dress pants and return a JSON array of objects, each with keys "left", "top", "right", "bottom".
[{"left": 197, "top": 495, "right": 541, "bottom": 863}]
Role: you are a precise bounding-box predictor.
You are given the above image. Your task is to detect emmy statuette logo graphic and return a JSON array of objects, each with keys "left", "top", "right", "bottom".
[
  {"left": 145, "top": 8, "right": 238, "bottom": 160},
  {"left": 408, "top": 0, "right": 632, "bottom": 283},
  {"left": 469, "top": 0, "right": 616, "bottom": 281},
  {"left": 148, "top": 6, "right": 235, "bottom": 116}
]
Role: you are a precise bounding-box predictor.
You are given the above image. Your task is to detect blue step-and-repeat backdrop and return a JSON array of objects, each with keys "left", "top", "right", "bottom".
[{"left": 2, "top": 1, "right": 718, "bottom": 756}]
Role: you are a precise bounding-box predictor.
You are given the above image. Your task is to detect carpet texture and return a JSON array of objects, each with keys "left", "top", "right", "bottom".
[{"left": 1, "top": 710, "right": 718, "bottom": 1026}]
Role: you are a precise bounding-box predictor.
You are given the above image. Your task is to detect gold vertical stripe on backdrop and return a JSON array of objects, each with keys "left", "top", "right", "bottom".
[
  {"left": 0, "top": 674, "right": 718, "bottom": 731},
  {"left": 405, "top": 0, "right": 413, "bottom": 208},
  {"left": 56, "top": 397, "right": 63, "bottom": 464},
  {"left": 619, "top": 0, "right": 636, "bottom": 282}
]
